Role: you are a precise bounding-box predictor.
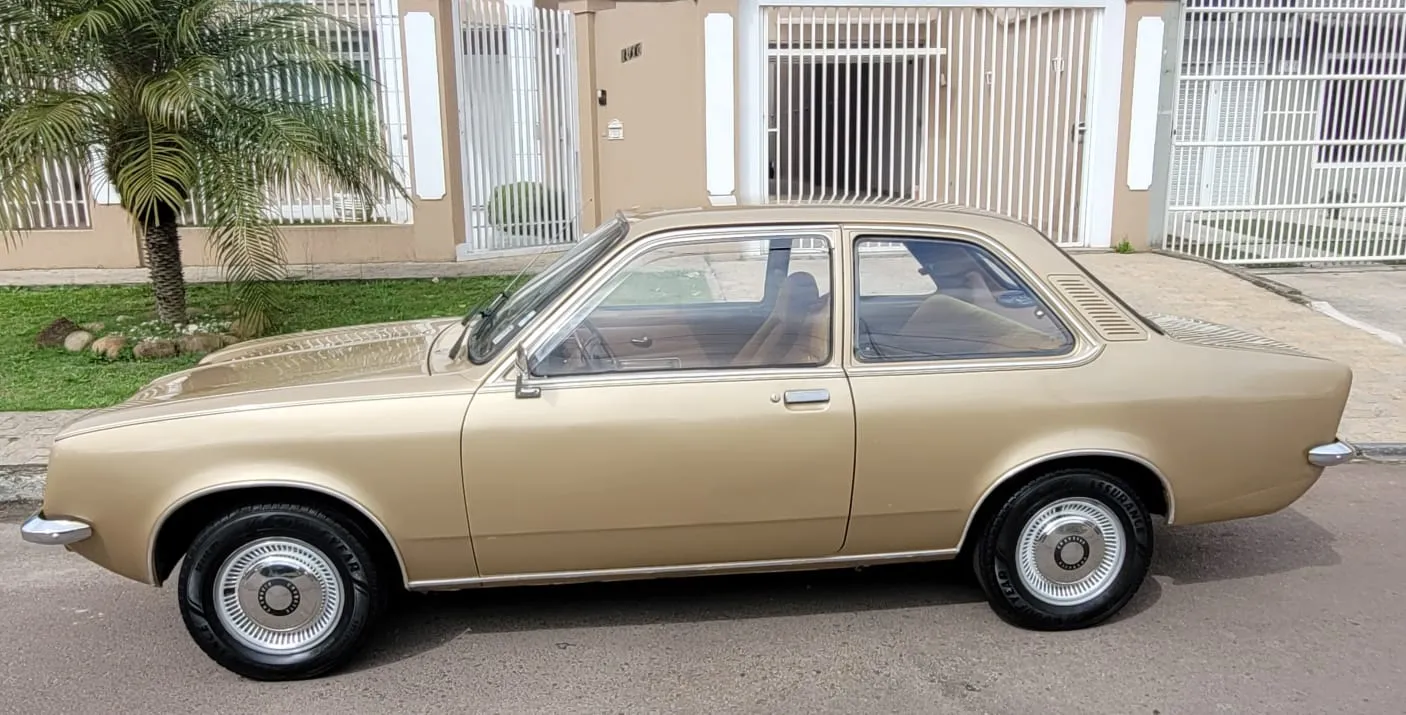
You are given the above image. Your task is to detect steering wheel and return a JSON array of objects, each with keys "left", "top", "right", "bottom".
[{"left": 566, "top": 318, "right": 617, "bottom": 373}]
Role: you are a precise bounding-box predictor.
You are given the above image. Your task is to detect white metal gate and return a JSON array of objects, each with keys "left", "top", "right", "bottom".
[
  {"left": 761, "top": 4, "right": 1101, "bottom": 246},
  {"left": 1163, "top": 0, "right": 1406, "bottom": 265},
  {"left": 452, "top": 0, "right": 583, "bottom": 255}
]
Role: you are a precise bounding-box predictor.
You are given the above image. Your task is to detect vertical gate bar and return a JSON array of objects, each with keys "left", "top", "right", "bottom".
[
  {"left": 770, "top": 10, "right": 781, "bottom": 200},
  {"left": 1043, "top": 10, "right": 1062, "bottom": 236},
  {"left": 1016, "top": 9, "right": 1032, "bottom": 222},
  {"left": 1071, "top": 10, "right": 1090, "bottom": 244},
  {"left": 840, "top": 9, "right": 852, "bottom": 202},
  {"left": 1053, "top": 12, "right": 1075, "bottom": 243},
  {"left": 1356, "top": 0, "right": 1383, "bottom": 259},
  {"left": 1033, "top": 9, "right": 1051, "bottom": 234},
  {"left": 897, "top": 9, "right": 910, "bottom": 200},
  {"left": 1387, "top": 13, "right": 1406, "bottom": 255},
  {"left": 927, "top": 10, "right": 940, "bottom": 203},
  {"left": 990, "top": 8, "right": 1002, "bottom": 213},
  {"left": 489, "top": 0, "right": 505, "bottom": 249},
  {"left": 1324, "top": 2, "right": 1348, "bottom": 259},
  {"left": 819, "top": 9, "right": 830, "bottom": 201},
  {"left": 1264, "top": 1, "right": 1285, "bottom": 260},
  {"left": 546, "top": 8, "right": 560, "bottom": 241},
  {"left": 784, "top": 10, "right": 795, "bottom": 202},
  {"left": 977, "top": 11, "right": 989, "bottom": 211},
  {"left": 472, "top": 0, "right": 489, "bottom": 251},
  {"left": 954, "top": 11, "right": 967, "bottom": 205},
  {"left": 1021, "top": 9, "right": 1036, "bottom": 226}
]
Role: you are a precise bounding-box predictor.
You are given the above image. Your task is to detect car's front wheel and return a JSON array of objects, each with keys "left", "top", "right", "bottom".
[
  {"left": 177, "top": 503, "right": 388, "bottom": 680},
  {"left": 972, "top": 468, "right": 1153, "bottom": 630}
]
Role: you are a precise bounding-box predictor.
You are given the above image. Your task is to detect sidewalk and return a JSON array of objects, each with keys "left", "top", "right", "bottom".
[{"left": 3, "top": 249, "right": 1404, "bottom": 503}]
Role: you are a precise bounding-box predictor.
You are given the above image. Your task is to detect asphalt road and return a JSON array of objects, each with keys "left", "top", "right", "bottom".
[{"left": 2, "top": 463, "right": 1404, "bottom": 715}]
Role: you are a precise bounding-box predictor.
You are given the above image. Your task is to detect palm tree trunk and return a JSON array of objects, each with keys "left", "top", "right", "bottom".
[{"left": 144, "top": 215, "right": 188, "bottom": 324}]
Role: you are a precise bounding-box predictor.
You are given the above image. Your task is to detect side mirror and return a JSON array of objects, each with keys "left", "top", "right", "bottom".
[{"left": 513, "top": 344, "right": 542, "bottom": 399}]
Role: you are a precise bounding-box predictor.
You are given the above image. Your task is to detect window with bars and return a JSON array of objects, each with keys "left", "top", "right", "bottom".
[{"left": 1317, "top": 55, "right": 1406, "bottom": 165}]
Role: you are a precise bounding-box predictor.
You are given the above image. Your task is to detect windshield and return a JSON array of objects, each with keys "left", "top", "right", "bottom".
[{"left": 466, "top": 214, "right": 631, "bottom": 364}]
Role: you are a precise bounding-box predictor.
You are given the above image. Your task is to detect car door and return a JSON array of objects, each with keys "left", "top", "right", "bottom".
[
  {"left": 838, "top": 229, "right": 1101, "bottom": 556},
  {"left": 460, "top": 227, "right": 857, "bottom": 577}
]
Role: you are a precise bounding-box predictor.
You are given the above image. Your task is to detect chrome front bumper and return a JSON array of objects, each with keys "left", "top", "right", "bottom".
[
  {"left": 1308, "top": 440, "right": 1357, "bottom": 468},
  {"left": 20, "top": 512, "right": 93, "bottom": 546}
]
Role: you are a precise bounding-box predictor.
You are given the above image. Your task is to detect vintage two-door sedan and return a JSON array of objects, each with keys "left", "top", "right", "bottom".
[{"left": 22, "top": 203, "right": 1356, "bottom": 680}]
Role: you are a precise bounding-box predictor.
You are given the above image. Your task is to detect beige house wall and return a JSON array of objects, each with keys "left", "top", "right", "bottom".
[{"left": 3, "top": 0, "right": 1167, "bottom": 272}]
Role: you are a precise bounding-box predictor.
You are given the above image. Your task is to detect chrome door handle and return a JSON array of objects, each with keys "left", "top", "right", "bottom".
[
  {"left": 630, "top": 336, "right": 652, "bottom": 348},
  {"left": 783, "top": 388, "right": 830, "bottom": 405}
]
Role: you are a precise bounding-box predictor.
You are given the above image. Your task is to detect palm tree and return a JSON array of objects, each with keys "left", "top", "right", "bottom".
[{"left": 0, "top": 0, "right": 407, "bottom": 334}]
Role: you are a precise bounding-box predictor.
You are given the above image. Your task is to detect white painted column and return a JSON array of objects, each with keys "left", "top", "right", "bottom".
[
  {"left": 736, "top": 0, "right": 764, "bottom": 206},
  {"left": 1126, "top": 16, "right": 1164, "bottom": 191},
  {"left": 705, "top": 12, "right": 738, "bottom": 206},
  {"left": 1078, "top": 0, "right": 1127, "bottom": 248},
  {"left": 404, "top": 11, "right": 448, "bottom": 203}
]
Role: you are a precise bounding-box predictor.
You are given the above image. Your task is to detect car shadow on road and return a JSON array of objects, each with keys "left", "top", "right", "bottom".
[
  {"left": 351, "top": 559, "right": 988, "bottom": 673},
  {"left": 349, "top": 507, "right": 1337, "bottom": 674},
  {"left": 1149, "top": 507, "right": 1339, "bottom": 585}
]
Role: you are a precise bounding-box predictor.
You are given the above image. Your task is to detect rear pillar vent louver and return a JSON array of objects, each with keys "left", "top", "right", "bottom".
[{"left": 1046, "top": 274, "right": 1148, "bottom": 342}]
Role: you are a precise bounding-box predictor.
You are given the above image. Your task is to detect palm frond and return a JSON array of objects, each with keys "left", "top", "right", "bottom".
[
  {"left": 110, "top": 128, "right": 197, "bottom": 226},
  {"left": 195, "top": 150, "right": 287, "bottom": 334}
]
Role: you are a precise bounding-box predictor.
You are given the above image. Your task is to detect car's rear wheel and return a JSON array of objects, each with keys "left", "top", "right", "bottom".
[
  {"left": 177, "top": 503, "right": 387, "bottom": 680},
  {"left": 972, "top": 468, "right": 1153, "bottom": 630}
]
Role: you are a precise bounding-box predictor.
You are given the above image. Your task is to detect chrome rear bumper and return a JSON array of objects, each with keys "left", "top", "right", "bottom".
[
  {"left": 20, "top": 512, "right": 93, "bottom": 545},
  {"left": 1308, "top": 440, "right": 1357, "bottom": 468}
]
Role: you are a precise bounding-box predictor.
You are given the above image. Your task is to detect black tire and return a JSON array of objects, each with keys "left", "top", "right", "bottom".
[
  {"left": 177, "top": 503, "right": 388, "bottom": 681},
  {"left": 972, "top": 468, "right": 1153, "bottom": 631}
]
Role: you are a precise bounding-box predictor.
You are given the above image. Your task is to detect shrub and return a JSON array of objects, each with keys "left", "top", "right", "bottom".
[{"left": 487, "top": 181, "right": 574, "bottom": 238}]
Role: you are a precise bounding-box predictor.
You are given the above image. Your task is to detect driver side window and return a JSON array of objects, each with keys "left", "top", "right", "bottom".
[{"left": 532, "top": 234, "right": 833, "bottom": 377}]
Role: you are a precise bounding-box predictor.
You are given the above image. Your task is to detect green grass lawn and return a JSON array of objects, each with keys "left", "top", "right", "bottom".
[{"left": 1, "top": 276, "right": 512, "bottom": 411}]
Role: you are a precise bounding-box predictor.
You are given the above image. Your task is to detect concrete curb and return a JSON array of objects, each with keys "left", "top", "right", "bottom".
[
  {"left": 1148, "top": 249, "right": 1313, "bottom": 306},
  {"left": 0, "top": 464, "right": 47, "bottom": 506},
  {"left": 5, "top": 444, "right": 1404, "bottom": 507}
]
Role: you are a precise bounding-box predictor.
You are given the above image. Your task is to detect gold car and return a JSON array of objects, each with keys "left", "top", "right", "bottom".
[{"left": 22, "top": 203, "right": 1355, "bottom": 680}]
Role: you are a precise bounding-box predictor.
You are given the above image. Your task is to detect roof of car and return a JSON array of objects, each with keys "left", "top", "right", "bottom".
[{"left": 613, "top": 199, "right": 1061, "bottom": 252}]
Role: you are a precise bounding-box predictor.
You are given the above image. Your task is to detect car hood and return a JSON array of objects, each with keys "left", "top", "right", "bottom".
[{"left": 107, "top": 318, "right": 461, "bottom": 410}]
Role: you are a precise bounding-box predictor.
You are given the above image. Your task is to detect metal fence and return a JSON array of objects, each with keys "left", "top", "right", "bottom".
[
  {"left": 762, "top": 5, "right": 1100, "bottom": 247},
  {"left": 1163, "top": 0, "right": 1406, "bottom": 265},
  {"left": 453, "top": 0, "right": 583, "bottom": 254}
]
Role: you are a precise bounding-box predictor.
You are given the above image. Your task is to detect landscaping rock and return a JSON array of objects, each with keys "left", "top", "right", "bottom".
[
  {"left": 90, "top": 334, "right": 128, "bottom": 360},
  {"left": 81, "top": 322, "right": 105, "bottom": 333},
  {"left": 63, "top": 330, "right": 94, "bottom": 352},
  {"left": 133, "top": 338, "right": 178, "bottom": 359},
  {"left": 36, "top": 318, "right": 81, "bottom": 348},
  {"left": 219, "top": 334, "right": 242, "bottom": 347},
  {"left": 177, "top": 333, "right": 225, "bottom": 355}
]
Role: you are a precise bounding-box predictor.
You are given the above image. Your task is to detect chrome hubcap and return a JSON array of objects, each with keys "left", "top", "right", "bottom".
[
  {"left": 1015, "top": 498, "right": 1126, "bottom": 606},
  {"left": 214, "top": 538, "right": 345, "bottom": 655}
]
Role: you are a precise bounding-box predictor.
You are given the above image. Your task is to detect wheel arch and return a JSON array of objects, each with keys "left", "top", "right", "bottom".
[
  {"left": 955, "top": 450, "right": 1175, "bottom": 557},
  {"left": 148, "top": 481, "right": 409, "bottom": 588}
]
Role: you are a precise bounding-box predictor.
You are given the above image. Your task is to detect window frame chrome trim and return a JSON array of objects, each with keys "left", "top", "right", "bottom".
[
  {"left": 837, "top": 223, "right": 1104, "bottom": 376},
  {"left": 482, "top": 223, "right": 847, "bottom": 392}
]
